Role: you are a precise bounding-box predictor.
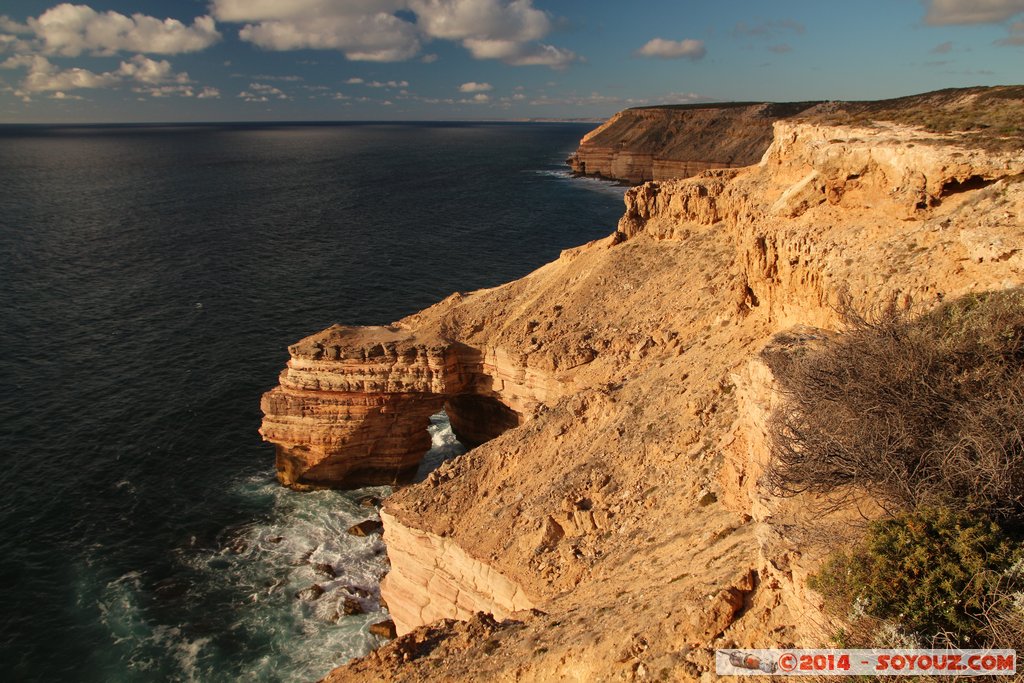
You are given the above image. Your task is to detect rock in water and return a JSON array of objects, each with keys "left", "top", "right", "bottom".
[
  {"left": 357, "top": 495, "right": 382, "bottom": 508},
  {"left": 369, "top": 619, "right": 397, "bottom": 639},
  {"left": 295, "top": 584, "right": 325, "bottom": 601},
  {"left": 348, "top": 520, "right": 384, "bottom": 536},
  {"left": 312, "top": 562, "right": 336, "bottom": 578}
]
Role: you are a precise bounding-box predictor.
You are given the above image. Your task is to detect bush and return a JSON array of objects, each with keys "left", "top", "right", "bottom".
[
  {"left": 810, "top": 506, "right": 1024, "bottom": 645},
  {"left": 764, "top": 289, "right": 1024, "bottom": 521}
]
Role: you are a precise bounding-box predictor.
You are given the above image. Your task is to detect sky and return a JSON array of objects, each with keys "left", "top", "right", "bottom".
[{"left": 0, "top": 0, "right": 1022, "bottom": 123}]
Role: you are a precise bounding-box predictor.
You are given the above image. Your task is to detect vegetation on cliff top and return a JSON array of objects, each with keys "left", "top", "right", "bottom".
[
  {"left": 765, "top": 289, "right": 1024, "bottom": 522},
  {"left": 766, "top": 289, "right": 1024, "bottom": 650},
  {"left": 801, "top": 86, "right": 1024, "bottom": 151},
  {"left": 810, "top": 507, "right": 1024, "bottom": 647}
]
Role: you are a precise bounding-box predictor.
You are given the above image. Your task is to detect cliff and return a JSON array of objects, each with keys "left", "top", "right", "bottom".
[
  {"left": 257, "top": 87, "right": 1024, "bottom": 681},
  {"left": 566, "top": 102, "right": 819, "bottom": 184}
]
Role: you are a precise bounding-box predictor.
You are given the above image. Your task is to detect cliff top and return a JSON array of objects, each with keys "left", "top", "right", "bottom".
[
  {"left": 799, "top": 85, "right": 1024, "bottom": 151},
  {"left": 617, "top": 86, "right": 1024, "bottom": 151},
  {"left": 571, "top": 86, "right": 1023, "bottom": 185},
  {"left": 629, "top": 101, "right": 821, "bottom": 114}
]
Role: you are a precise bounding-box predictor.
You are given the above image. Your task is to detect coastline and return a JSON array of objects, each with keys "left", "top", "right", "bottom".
[{"left": 256, "top": 87, "right": 1024, "bottom": 681}]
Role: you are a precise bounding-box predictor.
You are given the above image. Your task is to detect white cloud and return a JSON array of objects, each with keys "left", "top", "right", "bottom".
[
  {"left": 2, "top": 4, "right": 220, "bottom": 57},
  {"left": 458, "top": 80, "right": 491, "bottom": 92},
  {"left": 346, "top": 77, "right": 365, "bottom": 84},
  {"left": 2, "top": 53, "right": 118, "bottom": 91},
  {"left": 366, "top": 79, "right": 409, "bottom": 87},
  {"left": 249, "top": 73, "right": 304, "bottom": 82},
  {"left": 239, "top": 81, "right": 290, "bottom": 102},
  {"left": 134, "top": 84, "right": 199, "bottom": 97},
  {"left": 1, "top": 50, "right": 208, "bottom": 99},
  {"left": 212, "top": 0, "right": 420, "bottom": 61},
  {"left": 409, "top": 0, "right": 549, "bottom": 42},
  {"left": 924, "top": 0, "right": 1024, "bottom": 24},
  {"left": 996, "top": 19, "right": 1024, "bottom": 42},
  {"left": 636, "top": 38, "right": 706, "bottom": 60},
  {"left": 0, "top": 17, "right": 31, "bottom": 34},
  {"left": 197, "top": 86, "right": 220, "bottom": 98},
  {"left": 464, "top": 40, "right": 576, "bottom": 67},
  {"left": 210, "top": 0, "right": 576, "bottom": 67},
  {"left": 116, "top": 54, "right": 188, "bottom": 84},
  {"left": 472, "top": 92, "right": 489, "bottom": 102},
  {"left": 49, "top": 90, "right": 82, "bottom": 99}
]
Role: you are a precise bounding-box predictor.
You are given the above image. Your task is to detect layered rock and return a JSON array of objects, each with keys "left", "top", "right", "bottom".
[
  {"left": 260, "top": 317, "right": 574, "bottom": 488},
  {"left": 567, "top": 102, "right": 818, "bottom": 184},
  {"left": 379, "top": 509, "right": 535, "bottom": 636},
  {"left": 260, "top": 325, "right": 464, "bottom": 489},
  {"left": 265, "top": 87, "right": 1024, "bottom": 681}
]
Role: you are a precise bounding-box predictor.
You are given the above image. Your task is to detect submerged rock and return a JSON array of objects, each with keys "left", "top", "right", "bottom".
[
  {"left": 312, "top": 562, "right": 336, "bottom": 578},
  {"left": 357, "top": 495, "right": 382, "bottom": 508},
  {"left": 295, "top": 584, "right": 325, "bottom": 601}
]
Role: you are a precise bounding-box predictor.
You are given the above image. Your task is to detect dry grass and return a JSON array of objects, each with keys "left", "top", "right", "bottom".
[{"left": 800, "top": 86, "right": 1024, "bottom": 152}]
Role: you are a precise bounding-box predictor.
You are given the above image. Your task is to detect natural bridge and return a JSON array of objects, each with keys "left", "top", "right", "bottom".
[{"left": 260, "top": 324, "right": 527, "bottom": 489}]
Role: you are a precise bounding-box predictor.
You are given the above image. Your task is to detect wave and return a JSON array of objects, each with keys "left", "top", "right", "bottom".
[
  {"left": 531, "top": 168, "right": 630, "bottom": 197},
  {"left": 85, "top": 412, "right": 464, "bottom": 681}
]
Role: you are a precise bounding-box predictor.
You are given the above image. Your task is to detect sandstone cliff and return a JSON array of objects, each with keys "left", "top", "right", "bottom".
[
  {"left": 258, "top": 87, "right": 1024, "bottom": 681},
  {"left": 566, "top": 102, "right": 818, "bottom": 184}
]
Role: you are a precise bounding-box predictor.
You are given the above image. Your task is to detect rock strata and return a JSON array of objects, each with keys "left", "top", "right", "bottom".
[
  {"left": 567, "top": 102, "right": 818, "bottom": 184},
  {"left": 260, "top": 321, "right": 565, "bottom": 489},
  {"left": 379, "top": 510, "right": 535, "bottom": 636}
]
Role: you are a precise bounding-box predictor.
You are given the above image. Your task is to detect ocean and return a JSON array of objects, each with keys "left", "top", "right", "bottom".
[{"left": 0, "top": 122, "right": 626, "bottom": 681}]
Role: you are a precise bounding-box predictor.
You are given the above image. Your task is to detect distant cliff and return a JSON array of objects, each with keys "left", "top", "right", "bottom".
[{"left": 567, "top": 101, "right": 818, "bottom": 184}]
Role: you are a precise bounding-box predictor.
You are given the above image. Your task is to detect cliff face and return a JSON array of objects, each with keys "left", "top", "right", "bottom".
[
  {"left": 567, "top": 102, "right": 818, "bottom": 184},
  {"left": 257, "top": 88, "right": 1024, "bottom": 681}
]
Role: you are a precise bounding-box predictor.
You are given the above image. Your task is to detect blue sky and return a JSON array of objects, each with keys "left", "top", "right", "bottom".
[{"left": 0, "top": 0, "right": 1022, "bottom": 122}]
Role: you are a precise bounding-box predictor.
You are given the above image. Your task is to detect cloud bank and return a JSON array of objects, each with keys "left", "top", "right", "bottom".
[
  {"left": 0, "top": 52, "right": 201, "bottom": 100},
  {"left": 1, "top": 3, "right": 220, "bottom": 56},
  {"left": 636, "top": 38, "right": 706, "bottom": 60},
  {"left": 924, "top": 0, "right": 1024, "bottom": 25},
  {"left": 210, "top": 0, "right": 577, "bottom": 66}
]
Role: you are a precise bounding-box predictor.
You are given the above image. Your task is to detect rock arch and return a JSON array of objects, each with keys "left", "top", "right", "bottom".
[{"left": 259, "top": 324, "right": 525, "bottom": 490}]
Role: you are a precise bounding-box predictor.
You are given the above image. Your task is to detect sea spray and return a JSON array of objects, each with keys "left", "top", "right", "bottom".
[{"left": 83, "top": 413, "right": 464, "bottom": 682}]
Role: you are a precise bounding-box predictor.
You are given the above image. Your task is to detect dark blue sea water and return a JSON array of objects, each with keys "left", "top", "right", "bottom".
[{"left": 0, "top": 122, "right": 625, "bottom": 681}]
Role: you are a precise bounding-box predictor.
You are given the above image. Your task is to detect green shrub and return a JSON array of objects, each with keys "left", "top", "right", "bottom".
[{"left": 810, "top": 506, "right": 1024, "bottom": 645}]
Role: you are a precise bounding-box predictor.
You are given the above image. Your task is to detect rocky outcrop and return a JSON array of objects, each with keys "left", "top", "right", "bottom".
[
  {"left": 260, "top": 325, "right": 463, "bottom": 489},
  {"left": 379, "top": 509, "right": 535, "bottom": 636},
  {"left": 567, "top": 102, "right": 818, "bottom": 184},
  {"left": 268, "top": 87, "right": 1024, "bottom": 681},
  {"left": 260, "top": 323, "right": 567, "bottom": 489}
]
